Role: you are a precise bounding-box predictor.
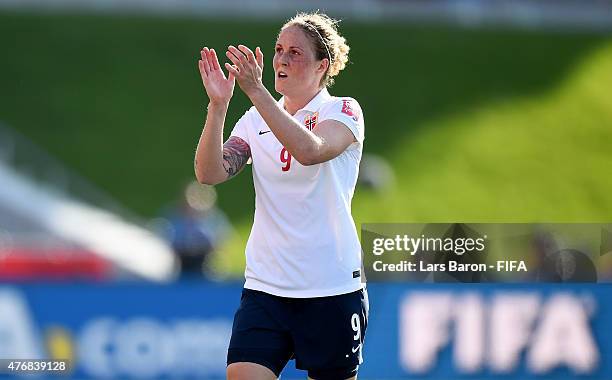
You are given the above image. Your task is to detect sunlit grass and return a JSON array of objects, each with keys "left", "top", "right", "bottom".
[
  {"left": 216, "top": 42, "right": 612, "bottom": 275},
  {"left": 0, "top": 12, "right": 610, "bottom": 277}
]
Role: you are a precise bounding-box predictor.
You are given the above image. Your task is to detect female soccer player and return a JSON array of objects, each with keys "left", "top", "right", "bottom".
[{"left": 194, "top": 12, "right": 367, "bottom": 380}]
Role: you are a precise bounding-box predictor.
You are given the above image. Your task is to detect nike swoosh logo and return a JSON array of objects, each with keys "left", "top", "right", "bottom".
[
  {"left": 259, "top": 130, "right": 271, "bottom": 135},
  {"left": 351, "top": 344, "right": 361, "bottom": 353}
]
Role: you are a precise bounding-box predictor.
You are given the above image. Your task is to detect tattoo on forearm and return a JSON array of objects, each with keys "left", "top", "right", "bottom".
[{"left": 222, "top": 137, "right": 251, "bottom": 178}]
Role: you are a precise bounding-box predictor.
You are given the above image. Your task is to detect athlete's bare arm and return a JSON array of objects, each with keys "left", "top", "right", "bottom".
[
  {"left": 222, "top": 136, "right": 251, "bottom": 179},
  {"left": 195, "top": 130, "right": 251, "bottom": 185},
  {"left": 195, "top": 47, "right": 251, "bottom": 185},
  {"left": 225, "top": 45, "right": 356, "bottom": 166}
]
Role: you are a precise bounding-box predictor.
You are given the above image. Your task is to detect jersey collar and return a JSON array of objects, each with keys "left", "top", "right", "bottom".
[{"left": 278, "top": 88, "right": 331, "bottom": 114}]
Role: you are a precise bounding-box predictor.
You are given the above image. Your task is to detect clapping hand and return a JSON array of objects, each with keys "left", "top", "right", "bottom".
[
  {"left": 198, "top": 47, "right": 235, "bottom": 105},
  {"left": 225, "top": 45, "right": 265, "bottom": 98}
]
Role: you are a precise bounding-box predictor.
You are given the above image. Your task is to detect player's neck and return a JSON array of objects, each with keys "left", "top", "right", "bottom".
[{"left": 283, "top": 87, "right": 323, "bottom": 116}]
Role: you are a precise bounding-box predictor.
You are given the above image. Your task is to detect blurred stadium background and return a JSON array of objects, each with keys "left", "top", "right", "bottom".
[{"left": 0, "top": 0, "right": 611, "bottom": 379}]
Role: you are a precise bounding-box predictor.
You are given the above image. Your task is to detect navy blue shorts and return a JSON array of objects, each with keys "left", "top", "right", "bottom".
[{"left": 227, "top": 287, "right": 368, "bottom": 379}]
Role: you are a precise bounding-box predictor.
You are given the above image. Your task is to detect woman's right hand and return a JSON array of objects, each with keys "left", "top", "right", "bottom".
[{"left": 199, "top": 47, "right": 235, "bottom": 105}]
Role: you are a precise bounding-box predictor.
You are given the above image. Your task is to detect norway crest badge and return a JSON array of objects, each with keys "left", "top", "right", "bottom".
[{"left": 304, "top": 112, "right": 318, "bottom": 131}]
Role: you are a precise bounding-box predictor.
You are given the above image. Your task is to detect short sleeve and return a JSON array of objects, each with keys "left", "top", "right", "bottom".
[
  {"left": 319, "top": 97, "right": 365, "bottom": 144},
  {"left": 228, "top": 106, "right": 254, "bottom": 164},
  {"left": 229, "top": 106, "right": 255, "bottom": 145}
]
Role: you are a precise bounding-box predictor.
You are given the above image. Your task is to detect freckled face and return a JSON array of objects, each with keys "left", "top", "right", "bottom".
[{"left": 273, "top": 25, "right": 325, "bottom": 97}]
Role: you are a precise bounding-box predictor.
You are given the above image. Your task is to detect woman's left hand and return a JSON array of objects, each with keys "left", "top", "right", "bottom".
[{"left": 225, "top": 45, "right": 265, "bottom": 98}]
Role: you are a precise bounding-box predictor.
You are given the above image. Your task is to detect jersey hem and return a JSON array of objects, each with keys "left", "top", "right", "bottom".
[{"left": 243, "top": 280, "right": 365, "bottom": 298}]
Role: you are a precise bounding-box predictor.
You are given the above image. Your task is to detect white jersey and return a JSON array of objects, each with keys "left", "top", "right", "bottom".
[{"left": 230, "top": 88, "right": 365, "bottom": 298}]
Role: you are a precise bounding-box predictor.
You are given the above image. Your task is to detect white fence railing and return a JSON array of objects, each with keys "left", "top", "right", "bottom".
[
  {"left": 0, "top": 123, "right": 178, "bottom": 281},
  {"left": 0, "top": 0, "right": 611, "bottom": 31}
]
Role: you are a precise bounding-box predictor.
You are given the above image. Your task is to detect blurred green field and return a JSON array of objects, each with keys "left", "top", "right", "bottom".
[{"left": 1, "top": 11, "right": 611, "bottom": 276}]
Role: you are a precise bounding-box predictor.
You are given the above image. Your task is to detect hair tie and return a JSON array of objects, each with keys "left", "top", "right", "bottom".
[{"left": 303, "top": 22, "right": 332, "bottom": 67}]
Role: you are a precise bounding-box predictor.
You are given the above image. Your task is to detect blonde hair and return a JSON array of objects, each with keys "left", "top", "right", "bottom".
[{"left": 281, "top": 12, "right": 350, "bottom": 87}]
